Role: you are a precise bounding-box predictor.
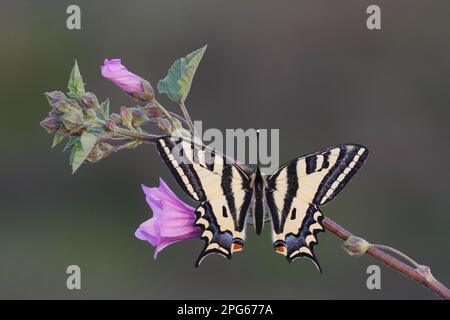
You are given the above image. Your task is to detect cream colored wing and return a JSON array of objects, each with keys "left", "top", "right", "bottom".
[
  {"left": 156, "top": 136, "right": 253, "bottom": 266},
  {"left": 266, "top": 144, "right": 369, "bottom": 271}
]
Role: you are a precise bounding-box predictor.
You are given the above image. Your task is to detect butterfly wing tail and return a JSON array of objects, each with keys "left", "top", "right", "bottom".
[
  {"left": 273, "top": 205, "right": 325, "bottom": 273},
  {"left": 195, "top": 201, "right": 247, "bottom": 267}
]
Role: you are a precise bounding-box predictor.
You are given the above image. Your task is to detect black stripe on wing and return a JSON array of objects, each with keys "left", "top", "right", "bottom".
[
  {"left": 195, "top": 202, "right": 233, "bottom": 267},
  {"left": 313, "top": 145, "right": 368, "bottom": 205},
  {"left": 156, "top": 136, "right": 253, "bottom": 266},
  {"left": 221, "top": 164, "right": 237, "bottom": 226},
  {"left": 156, "top": 137, "right": 208, "bottom": 201},
  {"left": 280, "top": 161, "right": 299, "bottom": 231},
  {"left": 284, "top": 205, "right": 324, "bottom": 272},
  {"left": 195, "top": 200, "right": 250, "bottom": 267},
  {"left": 266, "top": 190, "right": 280, "bottom": 233}
]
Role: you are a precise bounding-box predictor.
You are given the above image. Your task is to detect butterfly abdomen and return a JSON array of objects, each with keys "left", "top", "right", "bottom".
[{"left": 252, "top": 168, "right": 265, "bottom": 235}]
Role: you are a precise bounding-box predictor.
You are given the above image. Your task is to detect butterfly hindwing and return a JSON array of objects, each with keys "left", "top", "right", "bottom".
[
  {"left": 156, "top": 136, "right": 252, "bottom": 266},
  {"left": 266, "top": 144, "right": 368, "bottom": 269},
  {"left": 195, "top": 191, "right": 251, "bottom": 266}
]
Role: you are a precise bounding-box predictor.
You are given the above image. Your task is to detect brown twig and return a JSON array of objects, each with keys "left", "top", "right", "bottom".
[{"left": 323, "top": 217, "right": 450, "bottom": 300}]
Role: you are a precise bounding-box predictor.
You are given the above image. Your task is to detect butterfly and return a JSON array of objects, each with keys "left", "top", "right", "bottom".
[{"left": 156, "top": 136, "right": 368, "bottom": 271}]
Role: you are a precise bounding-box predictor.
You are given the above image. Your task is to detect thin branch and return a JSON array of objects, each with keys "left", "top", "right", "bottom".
[
  {"left": 97, "top": 119, "right": 159, "bottom": 142},
  {"left": 113, "top": 126, "right": 159, "bottom": 142},
  {"left": 112, "top": 140, "right": 141, "bottom": 152},
  {"left": 323, "top": 217, "right": 450, "bottom": 300},
  {"left": 179, "top": 101, "right": 196, "bottom": 135},
  {"left": 168, "top": 111, "right": 191, "bottom": 128},
  {"left": 372, "top": 244, "right": 421, "bottom": 269}
]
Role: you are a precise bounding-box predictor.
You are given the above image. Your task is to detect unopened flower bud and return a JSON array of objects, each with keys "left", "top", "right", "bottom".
[
  {"left": 106, "top": 119, "right": 115, "bottom": 130},
  {"left": 157, "top": 118, "right": 172, "bottom": 133},
  {"left": 342, "top": 236, "right": 371, "bottom": 257},
  {"left": 120, "top": 106, "right": 133, "bottom": 128},
  {"left": 86, "top": 142, "right": 114, "bottom": 163},
  {"left": 110, "top": 113, "right": 122, "bottom": 126},
  {"left": 52, "top": 98, "right": 81, "bottom": 115},
  {"left": 129, "top": 80, "right": 155, "bottom": 103},
  {"left": 61, "top": 108, "right": 84, "bottom": 132},
  {"left": 81, "top": 92, "right": 99, "bottom": 109},
  {"left": 101, "top": 59, "right": 154, "bottom": 103},
  {"left": 99, "top": 142, "right": 114, "bottom": 155},
  {"left": 40, "top": 116, "right": 60, "bottom": 134},
  {"left": 131, "top": 108, "right": 150, "bottom": 127},
  {"left": 45, "top": 91, "right": 66, "bottom": 105},
  {"left": 141, "top": 103, "right": 165, "bottom": 119},
  {"left": 120, "top": 106, "right": 129, "bottom": 118}
]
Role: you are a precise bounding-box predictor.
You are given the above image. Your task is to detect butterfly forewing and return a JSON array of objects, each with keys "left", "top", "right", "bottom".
[
  {"left": 266, "top": 144, "right": 368, "bottom": 269},
  {"left": 156, "top": 136, "right": 252, "bottom": 266}
]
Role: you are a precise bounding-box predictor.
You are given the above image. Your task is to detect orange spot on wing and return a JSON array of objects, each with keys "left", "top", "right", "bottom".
[
  {"left": 275, "top": 245, "right": 287, "bottom": 255},
  {"left": 232, "top": 243, "right": 243, "bottom": 252}
]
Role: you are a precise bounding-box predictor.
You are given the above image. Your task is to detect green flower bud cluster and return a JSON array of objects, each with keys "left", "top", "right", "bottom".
[{"left": 40, "top": 61, "right": 189, "bottom": 173}]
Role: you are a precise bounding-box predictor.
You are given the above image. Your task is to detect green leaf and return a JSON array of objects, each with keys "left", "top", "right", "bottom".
[
  {"left": 71, "top": 132, "right": 97, "bottom": 174},
  {"left": 100, "top": 99, "right": 110, "bottom": 117},
  {"left": 157, "top": 45, "right": 207, "bottom": 103},
  {"left": 88, "top": 126, "right": 106, "bottom": 136},
  {"left": 63, "top": 136, "right": 81, "bottom": 152},
  {"left": 67, "top": 60, "right": 85, "bottom": 98},
  {"left": 52, "top": 133, "right": 65, "bottom": 148}
]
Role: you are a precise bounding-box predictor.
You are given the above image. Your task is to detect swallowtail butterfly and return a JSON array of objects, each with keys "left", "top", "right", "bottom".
[{"left": 156, "top": 136, "right": 368, "bottom": 271}]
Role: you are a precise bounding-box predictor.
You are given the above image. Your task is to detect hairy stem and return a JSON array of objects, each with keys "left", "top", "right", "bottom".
[
  {"left": 323, "top": 217, "right": 450, "bottom": 300},
  {"left": 112, "top": 140, "right": 141, "bottom": 152},
  {"left": 109, "top": 124, "right": 159, "bottom": 142},
  {"left": 154, "top": 100, "right": 180, "bottom": 132},
  {"left": 179, "top": 101, "right": 196, "bottom": 135},
  {"left": 168, "top": 111, "right": 191, "bottom": 128},
  {"left": 372, "top": 244, "right": 421, "bottom": 268}
]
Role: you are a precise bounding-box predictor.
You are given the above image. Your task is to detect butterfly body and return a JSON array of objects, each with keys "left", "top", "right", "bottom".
[
  {"left": 250, "top": 167, "right": 266, "bottom": 235},
  {"left": 156, "top": 136, "right": 368, "bottom": 270}
]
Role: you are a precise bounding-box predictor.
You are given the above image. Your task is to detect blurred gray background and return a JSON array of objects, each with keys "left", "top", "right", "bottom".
[{"left": 0, "top": 0, "right": 449, "bottom": 299}]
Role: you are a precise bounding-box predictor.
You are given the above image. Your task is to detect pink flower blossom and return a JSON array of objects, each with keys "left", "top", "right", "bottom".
[
  {"left": 135, "top": 178, "right": 200, "bottom": 258},
  {"left": 101, "top": 59, "right": 144, "bottom": 94}
]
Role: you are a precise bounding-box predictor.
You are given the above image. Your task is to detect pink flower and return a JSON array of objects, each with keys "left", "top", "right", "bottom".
[
  {"left": 135, "top": 178, "right": 201, "bottom": 258},
  {"left": 101, "top": 59, "right": 144, "bottom": 94}
]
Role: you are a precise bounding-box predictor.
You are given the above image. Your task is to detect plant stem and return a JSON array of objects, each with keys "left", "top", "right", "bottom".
[
  {"left": 110, "top": 125, "right": 159, "bottom": 142},
  {"left": 179, "top": 101, "right": 196, "bottom": 135},
  {"left": 154, "top": 100, "right": 180, "bottom": 133},
  {"left": 168, "top": 111, "right": 191, "bottom": 128},
  {"left": 323, "top": 217, "right": 450, "bottom": 300},
  {"left": 372, "top": 244, "right": 421, "bottom": 268},
  {"left": 113, "top": 140, "right": 141, "bottom": 152}
]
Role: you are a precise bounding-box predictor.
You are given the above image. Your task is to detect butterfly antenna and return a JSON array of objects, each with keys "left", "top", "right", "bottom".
[{"left": 256, "top": 129, "right": 260, "bottom": 169}]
